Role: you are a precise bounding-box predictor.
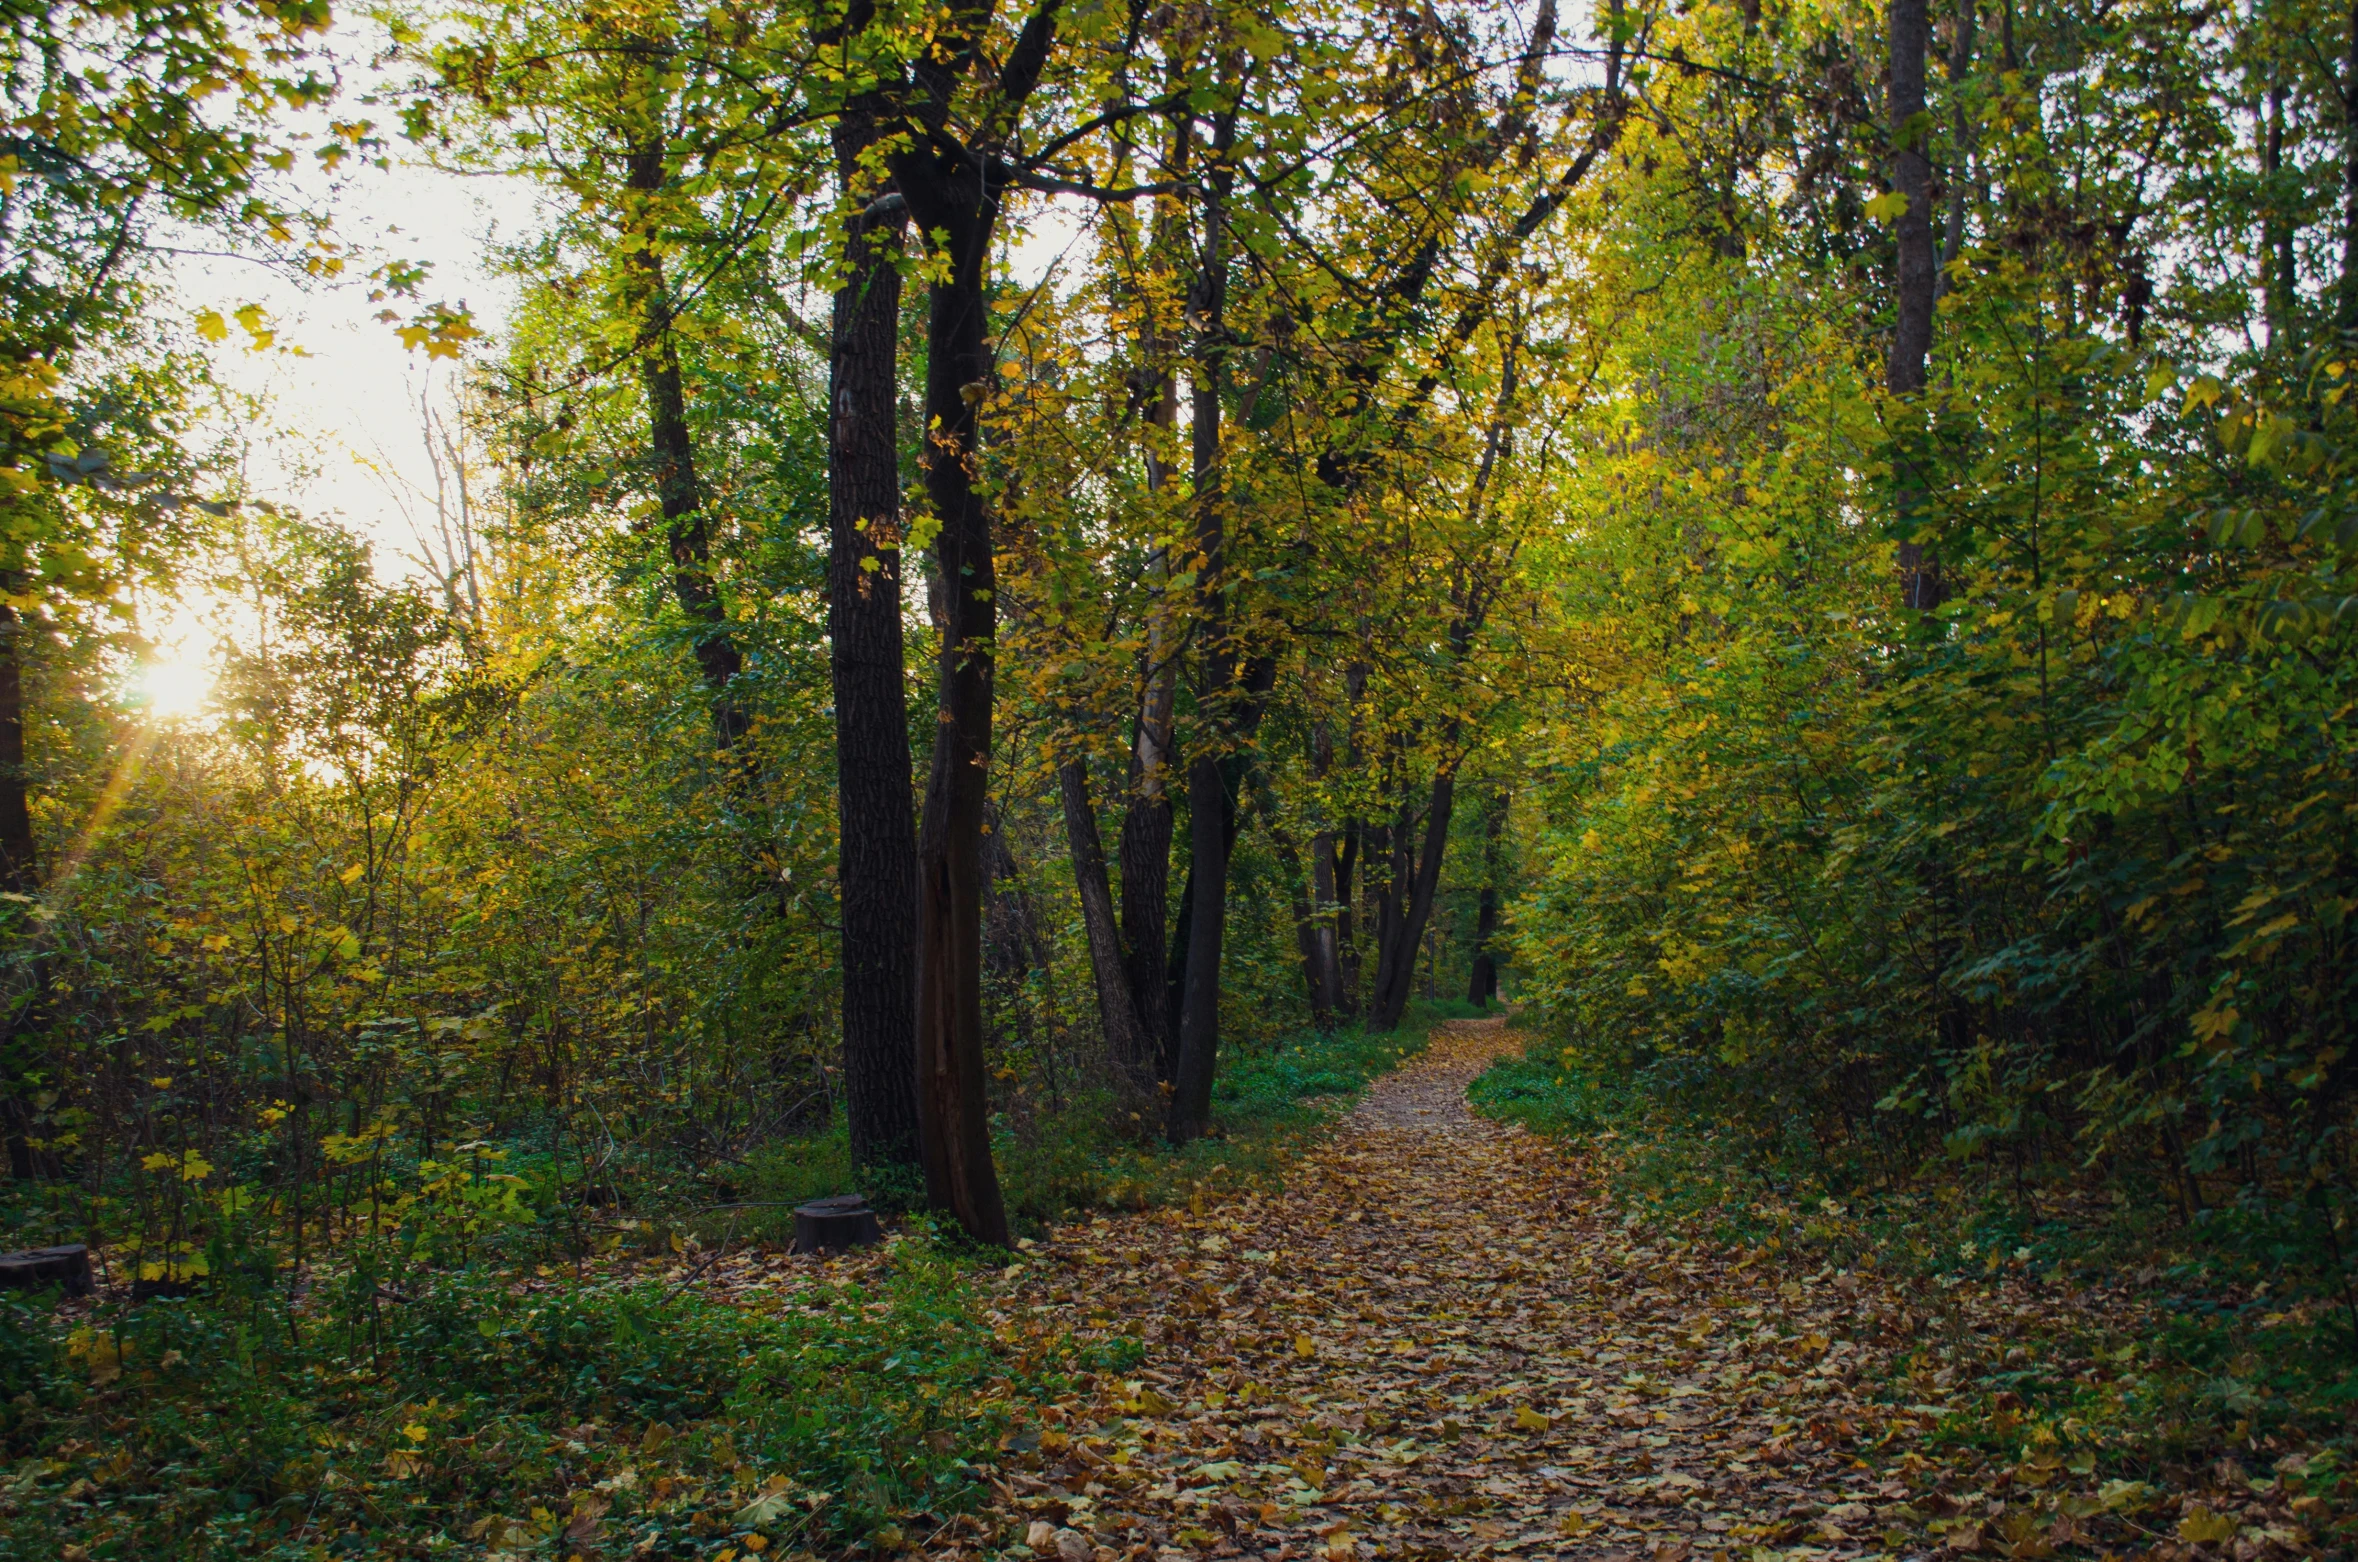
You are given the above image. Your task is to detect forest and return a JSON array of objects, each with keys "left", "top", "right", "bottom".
[{"left": 1, "top": 0, "right": 2355, "bottom": 1556}]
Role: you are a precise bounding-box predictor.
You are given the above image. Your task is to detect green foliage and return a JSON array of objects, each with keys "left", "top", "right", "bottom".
[{"left": 1, "top": 1233, "right": 1045, "bottom": 1560}]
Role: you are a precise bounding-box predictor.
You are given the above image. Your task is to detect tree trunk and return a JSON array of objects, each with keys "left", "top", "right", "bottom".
[
  {"left": 1889, "top": 0, "right": 1942, "bottom": 610},
  {"left": 2342, "top": 0, "right": 2358, "bottom": 331},
  {"left": 1168, "top": 96, "right": 1241, "bottom": 1144},
  {"left": 2264, "top": 81, "right": 2295, "bottom": 347},
  {"left": 1369, "top": 763, "right": 1459, "bottom": 1032},
  {"left": 0, "top": 601, "right": 37, "bottom": 1179},
  {"left": 1466, "top": 786, "right": 1508, "bottom": 1008},
  {"left": 1301, "top": 718, "right": 1348, "bottom": 1022},
  {"left": 1058, "top": 757, "right": 1157, "bottom": 1120},
  {"left": 1936, "top": 0, "right": 1975, "bottom": 299},
  {"left": 1112, "top": 112, "right": 1194, "bottom": 1080},
  {"left": 892, "top": 167, "right": 1011, "bottom": 1250},
  {"left": 625, "top": 142, "right": 747, "bottom": 740},
  {"left": 826, "top": 111, "right": 922, "bottom": 1181},
  {"left": 1253, "top": 777, "right": 1342, "bottom": 1030}
]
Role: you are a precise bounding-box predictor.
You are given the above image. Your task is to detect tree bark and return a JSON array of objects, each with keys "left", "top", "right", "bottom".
[
  {"left": 1251, "top": 773, "right": 1341, "bottom": 1029},
  {"left": 1466, "top": 786, "right": 1508, "bottom": 1008},
  {"left": 1301, "top": 719, "right": 1348, "bottom": 1023},
  {"left": 2264, "top": 81, "right": 2295, "bottom": 347},
  {"left": 1058, "top": 757, "right": 1157, "bottom": 1121},
  {"left": 826, "top": 107, "right": 922, "bottom": 1181},
  {"left": 0, "top": 600, "right": 38, "bottom": 1178},
  {"left": 1112, "top": 112, "right": 1195, "bottom": 1081},
  {"left": 2342, "top": 0, "right": 2358, "bottom": 332},
  {"left": 898, "top": 189, "right": 1011, "bottom": 1245},
  {"left": 625, "top": 141, "right": 747, "bottom": 741},
  {"left": 884, "top": 0, "right": 1062, "bottom": 1244},
  {"left": 1369, "top": 761, "right": 1459, "bottom": 1032},
  {"left": 1936, "top": 0, "right": 1975, "bottom": 300},
  {"left": 1168, "top": 92, "right": 1242, "bottom": 1144},
  {"left": 1889, "top": 0, "right": 1942, "bottom": 611}
]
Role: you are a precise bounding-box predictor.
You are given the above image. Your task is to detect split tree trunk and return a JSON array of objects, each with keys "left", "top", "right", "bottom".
[
  {"left": 898, "top": 196, "right": 1011, "bottom": 1245},
  {"left": 1369, "top": 762, "right": 1459, "bottom": 1032},
  {"left": 825, "top": 105, "right": 923, "bottom": 1180}
]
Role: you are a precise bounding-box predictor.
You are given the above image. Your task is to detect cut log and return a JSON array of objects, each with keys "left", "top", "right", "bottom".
[
  {"left": 0, "top": 1243, "right": 91, "bottom": 1297},
  {"left": 792, "top": 1194, "right": 882, "bottom": 1254}
]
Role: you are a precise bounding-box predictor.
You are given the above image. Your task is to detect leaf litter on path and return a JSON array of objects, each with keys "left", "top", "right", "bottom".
[{"left": 929, "top": 1020, "right": 2324, "bottom": 1562}]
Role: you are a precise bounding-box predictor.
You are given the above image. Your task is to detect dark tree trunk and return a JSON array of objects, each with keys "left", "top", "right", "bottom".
[
  {"left": 899, "top": 203, "right": 1010, "bottom": 1243},
  {"left": 2265, "top": 82, "right": 2296, "bottom": 347},
  {"left": 1300, "top": 718, "right": 1348, "bottom": 1022},
  {"left": 2343, "top": 0, "right": 2358, "bottom": 332},
  {"left": 1466, "top": 787, "right": 1508, "bottom": 1007},
  {"left": 826, "top": 108, "right": 922, "bottom": 1180},
  {"left": 1168, "top": 97, "right": 1242, "bottom": 1144},
  {"left": 885, "top": 4, "right": 1077, "bottom": 1237},
  {"left": 1058, "top": 757, "right": 1157, "bottom": 1119},
  {"left": 1937, "top": 0, "right": 1975, "bottom": 298},
  {"left": 1118, "top": 667, "right": 1177, "bottom": 1075},
  {"left": 1112, "top": 115, "right": 1193, "bottom": 1081},
  {"left": 1889, "top": 0, "right": 1942, "bottom": 610},
  {"left": 1369, "top": 764, "right": 1459, "bottom": 1032},
  {"left": 625, "top": 143, "right": 746, "bottom": 739},
  {"left": 1253, "top": 778, "right": 1342, "bottom": 1030},
  {"left": 0, "top": 601, "right": 36, "bottom": 1179},
  {"left": 0, "top": 607, "right": 31, "bottom": 898}
]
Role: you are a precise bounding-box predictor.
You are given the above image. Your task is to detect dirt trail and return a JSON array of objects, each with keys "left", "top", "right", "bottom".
[{"left": 964, "top": 1019, "right": 1907, "bottom": 1562}]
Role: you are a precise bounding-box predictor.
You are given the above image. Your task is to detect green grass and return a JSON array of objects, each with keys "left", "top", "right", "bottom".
[
  {"left": 0, "top": 1228, "right": 1086, "bottom": 1562},
  {"left": 990, "top": 998, "right": 1468, "bottom": 1228}
]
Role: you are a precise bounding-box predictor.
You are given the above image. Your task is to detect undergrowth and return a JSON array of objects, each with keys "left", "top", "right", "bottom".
[
  {"left": 1471, "top": 1037, "right": 2358, "bottom": 1532},
  {"left": 0, "top": 1227, "right": 1096, "bottom": 1561}
]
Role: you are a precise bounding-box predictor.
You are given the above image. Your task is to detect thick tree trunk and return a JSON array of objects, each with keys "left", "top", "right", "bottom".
[
  {"left": 1889, "top": 0, "right": 1942, "bottom": 611},
  {"left": 1118, "top": 665, "right": 1177, "bottom": 1074},
  {"left": 1369, "top": 764, "right": 1459, "bottom": 1032},
  {"left": 893, "top": 176, "right": 1010, "bottom": 1248},
  {"left": 826, "top": 114, "right": 922, "bottom": 1180},
  {"left": 1058, "top": 757, "right": 1157, "bottom": 1119},
  {"left": 1111, "top": 114, "right": 1193, "bottom": 1080},
  {"left": 1168, "top": 101, "right": 1240, "bottom": 1144}
]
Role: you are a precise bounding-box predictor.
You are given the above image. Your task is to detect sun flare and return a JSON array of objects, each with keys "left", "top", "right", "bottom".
[{"left": 136, "top": 657, "right": 213, "bottom": 721}]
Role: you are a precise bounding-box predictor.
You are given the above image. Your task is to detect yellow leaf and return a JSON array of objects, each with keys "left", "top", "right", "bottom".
[
  {"left": 403, "top": 1423, "right": 429, "bottom": 1443},
  {"left": 2177, "top": 1506, "right": 2239, "bottom": 1544},
  {"left": 193, "top": 309, "right": 229, "bottom": 342},
  {"left": 1294, "top": 1333, "right": 1316, "bottom": 1358},
  {"left": 1514, "top": 1406, "right": 1553, "bottom": 1431}
]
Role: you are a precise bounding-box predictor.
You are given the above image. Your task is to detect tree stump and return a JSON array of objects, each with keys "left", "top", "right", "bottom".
[
  {"left": 0, "top": 1244, "right": 91, "bottom": 1297},
  {"left": 792, "top": 1195, "right": 882, "bottom": 1254}
]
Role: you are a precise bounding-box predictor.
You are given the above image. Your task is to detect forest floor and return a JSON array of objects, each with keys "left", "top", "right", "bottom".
[{"left": 917, "top": 1018, "right": 2323, "bottom": 1562}]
